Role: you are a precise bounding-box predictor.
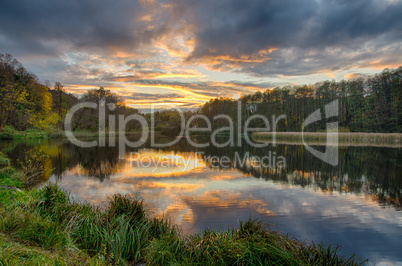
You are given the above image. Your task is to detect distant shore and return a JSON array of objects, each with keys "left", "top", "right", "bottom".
[
  {"left": 2, "top": 127, "right": 402, "bottom": 148},
  {"left": 252, "top": 132, "right": 402, "bottom": 147}
]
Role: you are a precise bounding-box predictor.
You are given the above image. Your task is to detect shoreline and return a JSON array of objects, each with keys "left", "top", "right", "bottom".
[
  {"left": 0, "top": 152, "right": 366, "bottom": 265},
  {"left": 2, "top": 128, "right": 402, "bottom": 147},
  {"left": 0, "top": 128, "right": 149, "bottom": 140},
  {"left": 252, "top": 132, "right": 402, "bottom": 147}
]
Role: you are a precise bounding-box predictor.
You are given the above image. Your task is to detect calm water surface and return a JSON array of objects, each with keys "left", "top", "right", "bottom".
[{"left": 1, "top": 136, "right": 401, "bottom": 264}]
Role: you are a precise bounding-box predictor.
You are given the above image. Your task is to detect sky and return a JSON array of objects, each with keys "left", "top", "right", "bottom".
[{"left": 1, "top": 0, "right": 401, "bottom": 110}]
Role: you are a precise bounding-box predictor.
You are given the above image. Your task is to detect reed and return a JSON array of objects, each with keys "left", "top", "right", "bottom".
[{"left": 252, "top": 132, "right": 402, "bottom": 146}]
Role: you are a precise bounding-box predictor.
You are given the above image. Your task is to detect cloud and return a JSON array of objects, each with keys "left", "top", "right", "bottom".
[
  {"left": 0, "top": 0, "right": 173, "bottom": 57},
  {"left": 176, "top": 0, "right": 402, "bottom": 75},
  {"left": 108, "top": 70, "right": 205, "bottom": 82},
  {"left": 344, "top": 73, "right": 364, "bottom": 80},
  {"left": 2, "top": 0, "right": 401, "bottom": 78},
  {"left": 127, "top": 92, "right": 183, "bottom": 101},
  {"left": 64, "top": 74, "right": 283, "bottom": 109},
  {"left": 124, "top": 92, "right": 187, "bottom": 107},
  {"left": 1, "top": 0, "right": 401, "bottom": 110},
  {"left": 131, "top": 79, "right": 277, "bottom": 99}
]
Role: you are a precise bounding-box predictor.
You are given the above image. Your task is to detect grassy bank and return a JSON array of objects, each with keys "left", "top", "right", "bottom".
[
  {"left": 0, "top": 126, "right": 149, "bottom": 140},
  {"left": 0, "top": 153, "right": 365, "bottom": 265},
  {"left": 0, "top": 126, "right": 65, "bottom": 140},
  {"left": 0, "top": 126, "right": 106, "bottom": 140},
  {"left": 252, "top": 132, "right": 402, "bottom": 146}
]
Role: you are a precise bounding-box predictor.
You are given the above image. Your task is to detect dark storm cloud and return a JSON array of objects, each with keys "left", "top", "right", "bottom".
[
  {"left": 0, "top": 0, "right": 169, "bottom": 57},
  {"left": 0, "top": 0, "right": 401, "bottom": 78},
  {"left": 177, "top": 0, "right": 402, "bottom": 75}
]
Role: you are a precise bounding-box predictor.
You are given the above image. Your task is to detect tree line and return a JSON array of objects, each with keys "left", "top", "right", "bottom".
[
  {"left": 1, "top": 53, "right": 401, "bottom": 133},
  {"left": 199, "top": 67, "right": 402, "bottom": 133}
]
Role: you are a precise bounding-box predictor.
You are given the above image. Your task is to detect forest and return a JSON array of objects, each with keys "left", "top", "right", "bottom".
[
  {"left": 0, "top": 53, "right": 401, "bottom": 134},
  {"left": 200, "top": 67, "right": 402, "bottom": 133}
]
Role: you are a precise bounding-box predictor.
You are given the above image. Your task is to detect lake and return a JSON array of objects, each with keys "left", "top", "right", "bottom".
[{"left": 1, "top": 135, "right": 401, "bottom": 264}]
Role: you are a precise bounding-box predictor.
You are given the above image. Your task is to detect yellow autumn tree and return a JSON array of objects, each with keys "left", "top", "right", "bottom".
[{"left": 29, "top": 85, "right": 58, "bottom": 129}]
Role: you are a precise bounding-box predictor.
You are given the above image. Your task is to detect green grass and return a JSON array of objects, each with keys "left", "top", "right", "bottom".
[
  {"left": 0, "top": 126, "right": 62, "bottom": 140},
  {"left": 0, "top": 126, "right": 134, "bottom": 140},
  {"left": 0, "top": 152, "right": 10, "bottom": 167},
  {"left": 0, "top": 233, "right": 103, "bottom": 265},
  {"left": 0, "top": 152, "right": 367, "bottom": 265},
  {"left": 0, "top": 152, "right": 21, "bottom": 190}
]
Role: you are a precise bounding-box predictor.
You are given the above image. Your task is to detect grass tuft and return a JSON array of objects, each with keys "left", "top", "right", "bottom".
[
  {"left": 107, "top": 194, "right": 146, "bottom": 224},
  {"left": 0, "top": 152, "right": 10, "bottom": 167}
]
